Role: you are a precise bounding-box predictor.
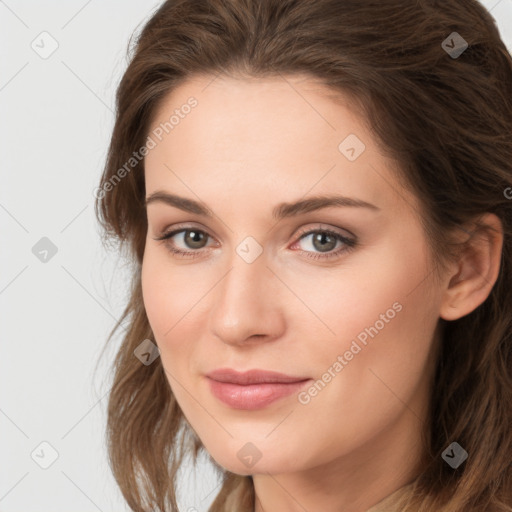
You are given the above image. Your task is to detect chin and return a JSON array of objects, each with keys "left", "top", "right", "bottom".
[{"left": 207, "top": 446, "right": 299, "bottom": 476}]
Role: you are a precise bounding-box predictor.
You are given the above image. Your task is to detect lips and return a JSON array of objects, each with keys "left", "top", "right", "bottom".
[{"left": 205, "top": 368, "right": 312, "bottom": 410}]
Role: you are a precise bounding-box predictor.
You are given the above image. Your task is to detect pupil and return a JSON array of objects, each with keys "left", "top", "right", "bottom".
[
  {"left": 186, "top": 230, "right": 205, "bottom": 248},
  {"left": 313, "top": 233, "right": 336, "bottom": 252}
]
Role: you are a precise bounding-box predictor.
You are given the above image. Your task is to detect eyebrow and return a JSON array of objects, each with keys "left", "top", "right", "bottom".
[{"left": 145, "top": 191, "right": 380, "bottom": 220}]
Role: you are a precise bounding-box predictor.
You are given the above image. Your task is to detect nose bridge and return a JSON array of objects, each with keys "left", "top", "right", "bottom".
[{"left": 208, "top": 242, "right": 282, "bottom": 344}]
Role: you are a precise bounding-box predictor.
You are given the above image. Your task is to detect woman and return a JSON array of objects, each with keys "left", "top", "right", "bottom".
[{"left": 95, "top": 0, "right": 512, "bottom": 510}]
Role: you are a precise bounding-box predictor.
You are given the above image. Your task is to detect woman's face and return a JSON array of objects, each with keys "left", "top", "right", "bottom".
[{"left": 141, "top": 74, "right": 445, "bottom": 476}]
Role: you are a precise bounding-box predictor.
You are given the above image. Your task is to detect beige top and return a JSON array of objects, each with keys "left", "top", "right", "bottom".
[
  {"left": 366, "top": 482, "right": 414, "bottom": 512},
  {"left": 228, "top": 477, "right": 415, "bottom": 511}
]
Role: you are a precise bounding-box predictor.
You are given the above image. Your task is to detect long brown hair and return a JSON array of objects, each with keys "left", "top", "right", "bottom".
[{"left": 94, "top": 0, "right": 512, "bottom": 510}]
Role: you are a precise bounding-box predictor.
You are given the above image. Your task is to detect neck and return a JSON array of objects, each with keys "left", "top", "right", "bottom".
[{"left": 252, "top": 399, "right": 427, "bottom": 512}]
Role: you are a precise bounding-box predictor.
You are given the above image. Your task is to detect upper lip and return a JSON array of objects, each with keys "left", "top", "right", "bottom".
[{"left": 206, "top": 368, "right": 310, "bottom": 385}]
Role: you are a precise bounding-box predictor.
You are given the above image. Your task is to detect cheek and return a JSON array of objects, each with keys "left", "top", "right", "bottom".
[
  {"left": 317, "top": 260, "right": 434, "bottom": 363},
  {"left": 141, "top": 250, "right": 169, "bottom": 336},
  {"left": 311, "top": 223, "right": 436, "bottom": 360},
  {"left": 294, "top": 232, "right": 439, "bottom": 433},
  {"left": 142, "top": 247, "right": 179, "bottom": 328},
  {"left": 141, "top": 247, "right": 209, "bottom": 362}
]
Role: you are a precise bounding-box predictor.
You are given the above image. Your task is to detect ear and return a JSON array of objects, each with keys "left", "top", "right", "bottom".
[{"left": 440, "top": 213, "right": 503, "bottom": 321}]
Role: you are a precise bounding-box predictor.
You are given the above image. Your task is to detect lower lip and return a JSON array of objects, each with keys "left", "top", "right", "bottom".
[{"left": 206, "top": 377, "right": 312, "bottom": 410}]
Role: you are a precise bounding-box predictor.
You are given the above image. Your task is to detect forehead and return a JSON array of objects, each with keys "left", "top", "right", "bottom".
[
  {"left": 144, "top": 74, "right": 416, "bottom": 218},
  {"left": 147, "top": 73, "right": 365, "bottom": 159}
]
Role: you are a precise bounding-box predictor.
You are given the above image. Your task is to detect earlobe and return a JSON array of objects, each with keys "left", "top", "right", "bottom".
[{"left": 439, "top": 213, "right": 503, "bottom": 322}]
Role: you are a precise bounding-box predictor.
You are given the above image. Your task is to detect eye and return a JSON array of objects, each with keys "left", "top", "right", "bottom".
[
  {"left": 290, "top": 227, "right": 357, "bottom": 260},
  {"left": 153, "top": 226, "right": 215, "bottom": 259},
  {"left": 152, "top": 224, "right": 357, "bottom": 261}
]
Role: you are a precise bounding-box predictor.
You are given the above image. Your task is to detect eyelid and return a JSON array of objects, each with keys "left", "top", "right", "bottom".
[
  {"left": 294, "top": 222, "right": 355, "bottom": 240},
  {"left": 153, "top": 221, "right": 216, "bottom": 242},
  {"left": 154, "top": 221, "right": 354, "bottom": 242}
]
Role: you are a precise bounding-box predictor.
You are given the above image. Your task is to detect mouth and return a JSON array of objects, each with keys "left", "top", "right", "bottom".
[{"left": 205, "top": 368, "right": 312, "bottom": 410}]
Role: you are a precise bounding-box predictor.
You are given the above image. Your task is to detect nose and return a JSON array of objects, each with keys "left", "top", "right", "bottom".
[{"left": 208, "top": 248, "right": 286, "bottom": 347}]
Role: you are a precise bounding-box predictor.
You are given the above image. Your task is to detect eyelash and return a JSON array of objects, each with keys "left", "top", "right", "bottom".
[{"left": 153, "top": 224, "right": 357, "bottom": 261}]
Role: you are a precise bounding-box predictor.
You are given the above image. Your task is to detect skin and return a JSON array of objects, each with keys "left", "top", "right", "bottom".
[{"left": 141, "top": 74, "right": 503, "bottom": 511}]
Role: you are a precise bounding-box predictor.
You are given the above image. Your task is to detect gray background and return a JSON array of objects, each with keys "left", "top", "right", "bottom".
[{"left": 1, "top": 1, "right": 511, "bottom": 511}]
